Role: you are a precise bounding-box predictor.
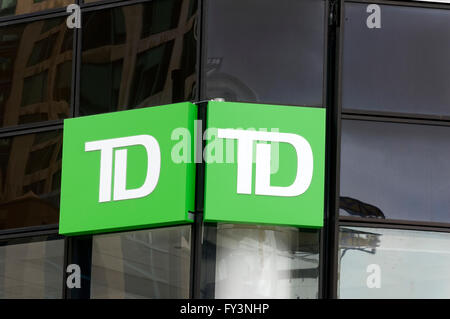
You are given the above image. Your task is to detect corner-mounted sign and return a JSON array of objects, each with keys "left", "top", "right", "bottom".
[
  {"left": 204, "top": 101, "right": 326, "bottom": 228},
  {"left": 59, "top": 102, "right": 197, "bottom": 236}
]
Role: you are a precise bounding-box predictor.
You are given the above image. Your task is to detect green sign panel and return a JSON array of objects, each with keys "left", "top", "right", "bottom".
[
  {"left": 203, "top": 101, "right": 326, "bottom": 228},
  {"left": 59, "top": 102, "right": 197, "bottom": 236}
]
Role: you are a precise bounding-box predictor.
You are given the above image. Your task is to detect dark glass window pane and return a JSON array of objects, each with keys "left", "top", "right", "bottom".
[
  {"left": 0, "top": 0, "right": 73, "bottom": 18},
  {"left": 340, "top": 120, "right": 450, "bottom": 223},
  {"left": 0, "top": 18, "right": 73, "bottom": 128},
  {"left": 200, "top": 224, "right": 320, "bottom": 298},
  {"left": 82, "top": 8, "right": 126, "bottom": 51},
  {"left": 80, "top": 0, "right": 197, "bottom": 116},
  {"left": 339, "top": 227, "right": 450, "bottom": 298},
  {"left": 27, "top": 33, "right": 59, "bottom": 67},
  {"left": 21, "top": 71, "right": 48, "bottom": 107},
  {"left": 203, "top": 0, "right": 325, "bottom": 106},
  {"left": 54, "top": 61, "right": 72, "bottom": 102},
  {"left": 128, "top": 41, "right": 174, "bottom": 107},
  {"left": 80, "top": 61, "right": 123, "bottom": 115},
  {"left": 90, "top": 226, "right": 191, "bottom": 298},
  {"left": 0, "top": 236, "right": 64, "bottom": 299},
  {"left": 0, "top": 129, "right": 62, "bottom": 230},
  {"left": 141, "top": 0, "right": 182, "bottom": 38},
  {"left": 342, "top": 3, "right": 450, "bottom": 116}
]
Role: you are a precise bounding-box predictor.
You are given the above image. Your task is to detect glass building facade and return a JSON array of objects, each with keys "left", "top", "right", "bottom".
[{"left": 0, "top": 0, "right": 448, "bottom": 299}]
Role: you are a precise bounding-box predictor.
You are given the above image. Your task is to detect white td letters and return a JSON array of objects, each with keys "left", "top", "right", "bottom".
[
  {"left": 217, "top": 129, "right": 313, "bottom": 197},
  {"left": 85, "top": 129, "right": 313, "bottom": 202},
  {"left": 85, "top": 135, "right": 161, "bottom": 202}
]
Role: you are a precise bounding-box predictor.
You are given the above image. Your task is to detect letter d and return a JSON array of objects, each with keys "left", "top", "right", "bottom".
[
  {"left": 113, "top": 135, "right": 161, "bottom": 201},
  {"left": 255, "top": 132, "right": 313, "bottom": 197}
]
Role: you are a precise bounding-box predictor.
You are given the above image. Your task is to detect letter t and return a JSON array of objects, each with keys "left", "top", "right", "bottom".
[{"left": 85, "top": 140, "right": 115, "bottom": 202}]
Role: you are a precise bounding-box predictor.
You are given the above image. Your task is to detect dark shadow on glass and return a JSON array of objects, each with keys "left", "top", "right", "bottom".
[{"left": 340, "top": 196, "right": 385, "bottom": 219}]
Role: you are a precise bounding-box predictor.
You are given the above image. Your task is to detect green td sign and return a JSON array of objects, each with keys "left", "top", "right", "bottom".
[
  {"left": 59, "top": 102, "right": 197, "bottom": 236},
  {"left": 59, "top": 101, "right": 325, "bottom": 235},
  {"left": 203, "top": 102, "right": 326, "bottom": 228}
]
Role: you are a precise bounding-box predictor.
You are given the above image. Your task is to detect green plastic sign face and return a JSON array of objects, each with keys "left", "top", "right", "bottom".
[
  {"left": 59, "top": 102, "right": 197, "bottom": 236},
  {"left": 204, "top": 101, "right": 326, "bottom": 228}
]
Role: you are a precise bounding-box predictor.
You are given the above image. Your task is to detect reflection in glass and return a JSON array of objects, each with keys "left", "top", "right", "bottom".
[
  {"left": 201, "top": 224, "right": 319, "bottom": 299},
  {"left": 80, "top": 0, "right": 197, "bottom": 116},
  {"left": 0, "top": 18, "right": 73, "bottom": 128},
  {"left": 204, "top": 0, "right": 325, "bottom": 106},
  {"left": 340, "top": 120, "right": 450, "bottom": 223},
  {"left": 340, "top": 197, "right": 385, "bottom": 219},
  {"left": 0, "top": 0, "right": 73, "bottom": 17},
  {"left": 0, "top": 236, "right": 64, "bottom": 299},
  {"left": 90, "top": 226, "right": 191, "bottom": 299},
  {"left": 339, "top": 227, "right": 450, "bottom": 298},
  {"left": 342, "top": 3, "right": 450, "bottom": 116},
  {"left": 141, "top": 0, "right": 183, "bottom": 37},
  {"left": 0, "top": 130, "right": 62, "bottom": 230}
]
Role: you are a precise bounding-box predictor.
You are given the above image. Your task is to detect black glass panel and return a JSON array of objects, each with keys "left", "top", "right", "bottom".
[
  {"left": 340, "top": 120, "right": 450, "bottom": 223},
  {"left": 141, "top": 0, "right": 182, "bottom": 38},
  {"left": 0, "top": 129, "right": 62, "bottom": 230},
  {"left": 0, "top": 0, "right": 74, "bottom": 18},
  {"left": 203, "top": 0, "right": 325, "bottom": 106},
  {"left": 342, "top": 3, "right": 450, "bottom": 116},
  {"left": 0, "top": 235, "right": 64, "bottom": 299},
  {"left": 80, "top": 0, "right": 197, "bottom": 116},
  {"left": 0, "top": 18, "right": 73, "bottom": 128}
]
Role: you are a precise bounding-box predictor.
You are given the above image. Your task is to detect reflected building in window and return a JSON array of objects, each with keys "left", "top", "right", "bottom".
[
  {"left": 0, "top": 0, "right": 73, "bottom": 17},
  {"left": 80, "top": 0, "right": 198, "bottom": 115},
  {"left": 0, "top": 236, "right": 64, "bottom": 299},
  {"left": 0, "top": 130, "right": 62, "bottom": 230},
  {"left": 90, "top": 226, "right": 192, "bottom": 299},
  {"left": 0, "top": 17, "right": 73, "bottom": 128}
]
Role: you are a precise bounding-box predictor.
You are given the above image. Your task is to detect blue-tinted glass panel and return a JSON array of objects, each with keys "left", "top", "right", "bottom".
[
  {"left": 342, "top": 3, "right": 450, "bottom": 116},
  {"left": 340, "top": 120, "right": 450, "bottom": 223}
]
